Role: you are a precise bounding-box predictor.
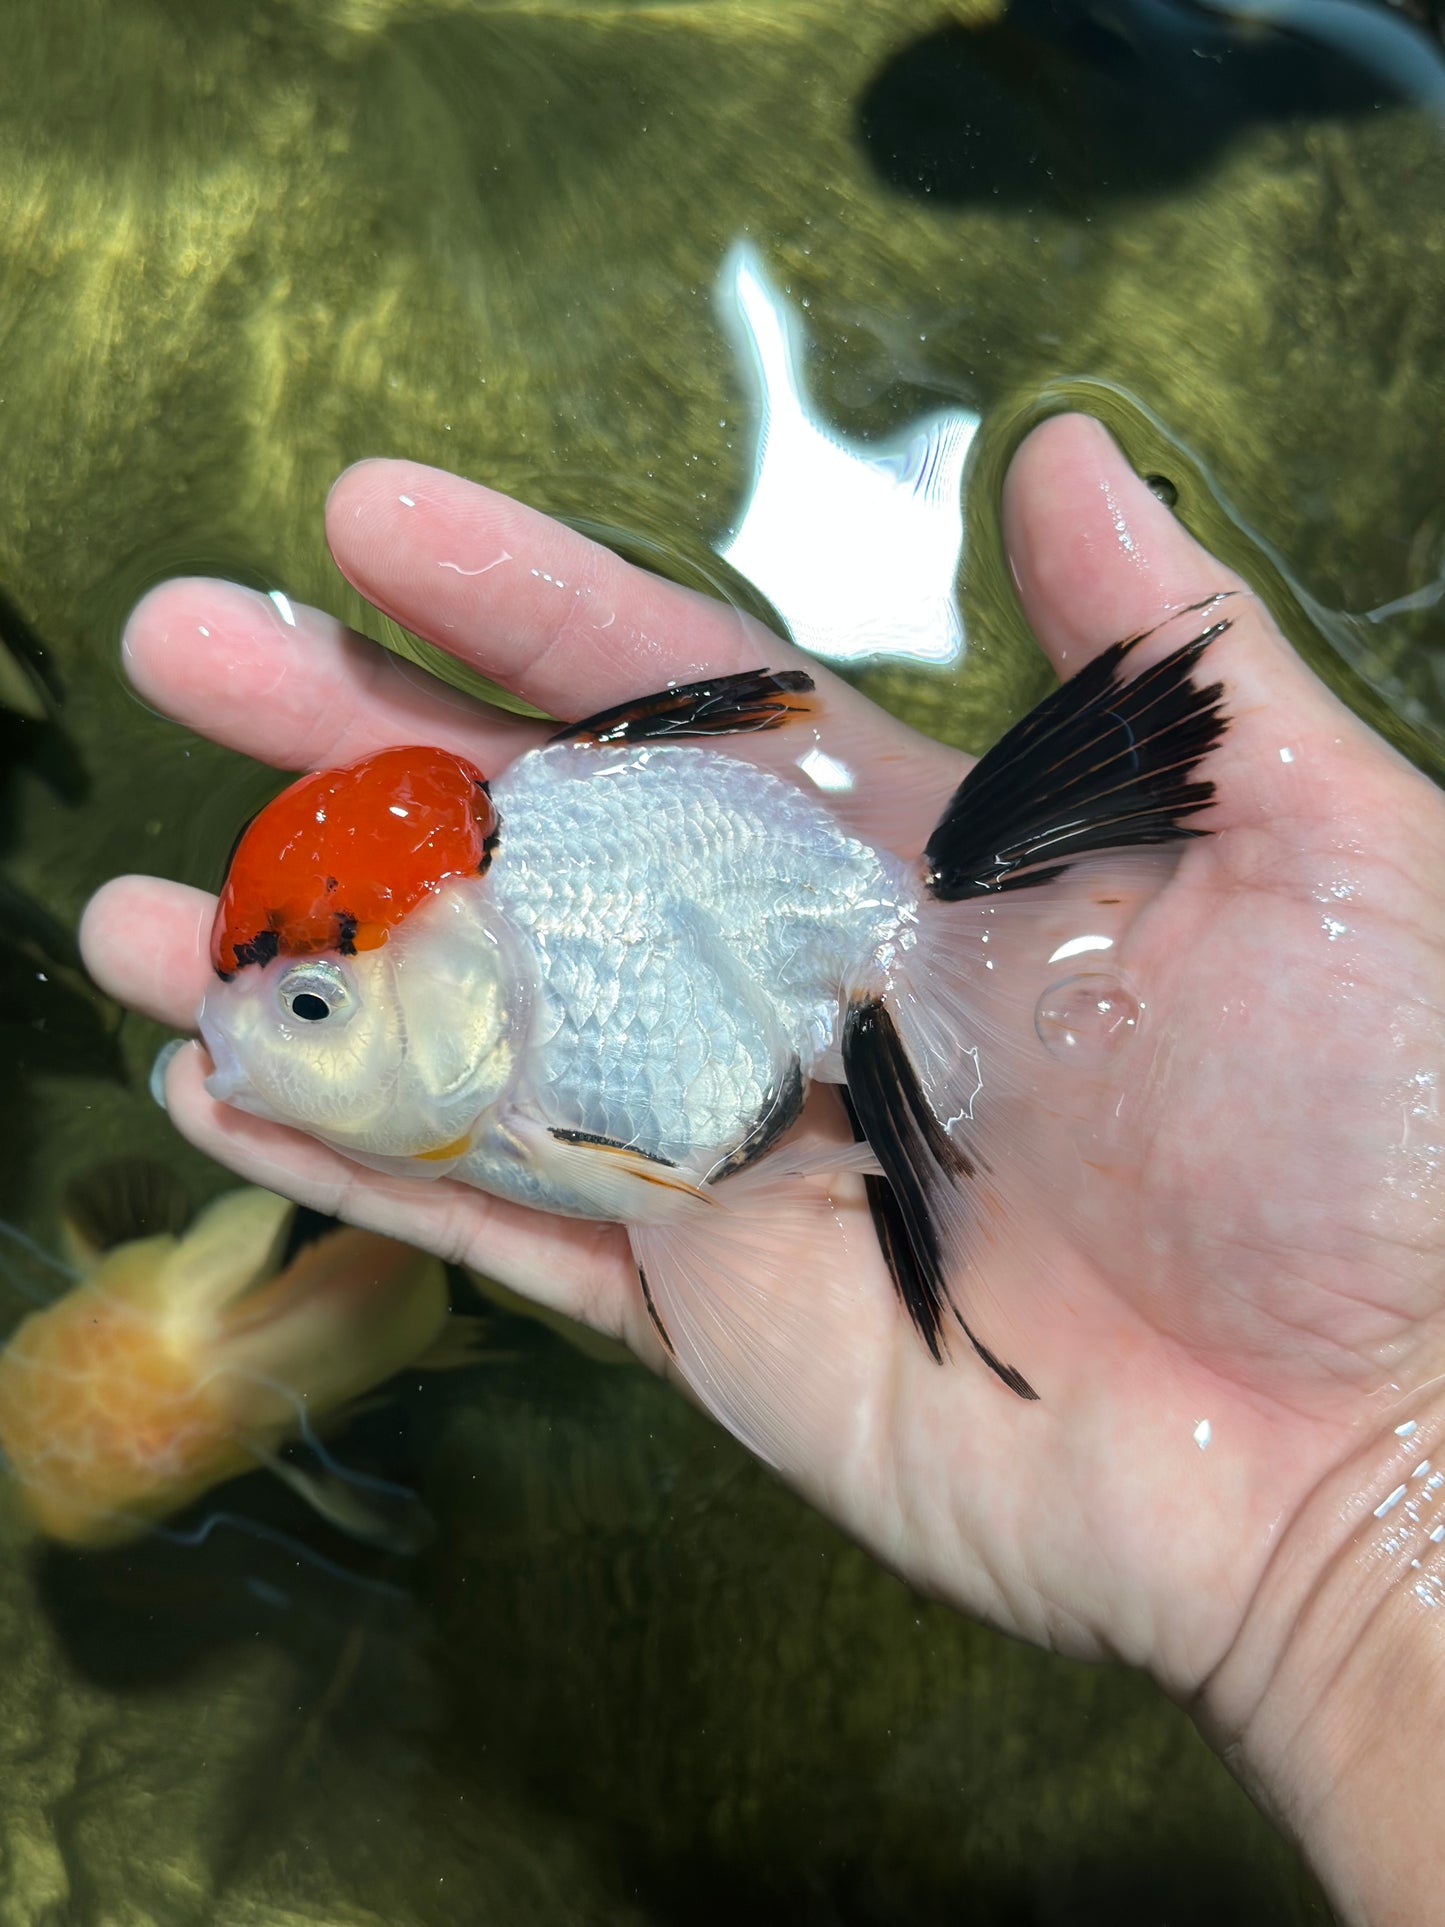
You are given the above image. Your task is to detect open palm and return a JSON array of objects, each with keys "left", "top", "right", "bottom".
[{"left": 82, "top": 415, "right": 1445, "bottom": 1718}]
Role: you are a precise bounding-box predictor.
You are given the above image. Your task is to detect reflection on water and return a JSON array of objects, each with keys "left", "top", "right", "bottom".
[
  {"left": 716, "top": 240, "right": 976, "bottom": 667},
  {"left": 0, "top": 0, "right": 1439, "bottom": 1917}
]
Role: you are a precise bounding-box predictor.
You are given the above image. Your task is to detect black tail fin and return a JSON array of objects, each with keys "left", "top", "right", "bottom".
[
  {"left": 841, "top": 998, "right": 1037, "bottom": 1399},
  {"left": 923, "top": 611, "right": 1231, "bottom": 902}
]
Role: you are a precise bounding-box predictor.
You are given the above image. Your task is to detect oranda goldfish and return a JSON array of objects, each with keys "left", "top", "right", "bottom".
[
  {"left": 197, "top": 612, "right": 1231, "bottom": 1461},
  {"left": 0, "top": 1184, "right": 464, "bottom": 1548}
]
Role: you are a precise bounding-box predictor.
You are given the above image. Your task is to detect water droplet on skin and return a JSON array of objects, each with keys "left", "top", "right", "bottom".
[{"left": 1034, "top": 973, "right": 1141, "bottom": 1063}]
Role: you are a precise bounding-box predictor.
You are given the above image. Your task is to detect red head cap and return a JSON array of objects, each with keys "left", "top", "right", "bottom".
[{"left": 211, "top": 746, "right": 496, "bottom": 978}]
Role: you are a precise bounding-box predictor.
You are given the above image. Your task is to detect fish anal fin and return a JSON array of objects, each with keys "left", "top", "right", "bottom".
[
  {"left": 841, "top": 995, "right": 1036, "bottom": 1399},
  {"left": 553, "top": 668, "right": 817, "bottom": 747},
  {"left": 956, "top": 1317, "right": 1038, "bottom": 1401},
  {"left": 924, "top": 606, "right": 1233, "bottom": 901},
  {"left": 625, "top": 1141, "right": 880, "bottom": 1471}
]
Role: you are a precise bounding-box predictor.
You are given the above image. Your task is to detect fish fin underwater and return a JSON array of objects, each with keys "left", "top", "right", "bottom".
[
  {"left": 841, "top": 999, "right": 1037, "bottom": 1400},
  {"left": 244, "top": 1438, "right": 435, "bottom": 1557}
]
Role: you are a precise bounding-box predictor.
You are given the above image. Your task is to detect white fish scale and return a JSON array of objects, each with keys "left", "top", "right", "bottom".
[{"left": 487, "top": 742, "right": 907, "bottom": 1165}]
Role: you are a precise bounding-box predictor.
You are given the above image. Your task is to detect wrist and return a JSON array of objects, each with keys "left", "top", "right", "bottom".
[{"left": 1200, "top": 1378, "right": 1445, "bottom": 1925}]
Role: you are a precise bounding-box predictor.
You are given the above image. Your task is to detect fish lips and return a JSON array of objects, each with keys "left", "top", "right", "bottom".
[{"left": 196, "top": 999, "right": 251, "bottom": 1106}]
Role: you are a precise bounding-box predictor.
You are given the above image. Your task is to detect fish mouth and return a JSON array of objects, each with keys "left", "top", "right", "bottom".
[{"left": 196, "top": 1003, "right": 250, "bottom": 1104}]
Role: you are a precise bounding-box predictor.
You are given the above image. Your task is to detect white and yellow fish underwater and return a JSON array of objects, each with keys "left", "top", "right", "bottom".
[{"left": 0, "top": 1182, "right": 474, "bottom": 1549}]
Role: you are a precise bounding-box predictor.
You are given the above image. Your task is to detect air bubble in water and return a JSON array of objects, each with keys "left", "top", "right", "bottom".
[{"left": 1034, "top": 973, "right": 1141, "bottom": 1063}]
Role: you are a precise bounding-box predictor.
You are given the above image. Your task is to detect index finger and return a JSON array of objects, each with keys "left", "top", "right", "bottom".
[{"left": 326, "top": 458, "right": 797, "bottom": 717}]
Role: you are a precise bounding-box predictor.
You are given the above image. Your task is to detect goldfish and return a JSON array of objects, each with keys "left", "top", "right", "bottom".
[
  {"left": 0, "top": 1180, "right": 465, "bottom": 1548},
  {"left": 197, "top": 615, "right": 1231, "bottom": 1462}
]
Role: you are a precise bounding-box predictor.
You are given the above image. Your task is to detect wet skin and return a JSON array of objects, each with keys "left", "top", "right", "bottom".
[{"left": 82, "top": 417, "right": 1445, "bottom": 1922}]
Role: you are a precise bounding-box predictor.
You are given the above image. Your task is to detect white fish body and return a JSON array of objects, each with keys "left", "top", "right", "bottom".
[{"left": 205, "top": 738, "right": 907, "bottom": 1209}]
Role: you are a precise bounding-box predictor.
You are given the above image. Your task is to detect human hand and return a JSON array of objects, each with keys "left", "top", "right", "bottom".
[{"left": 82, "top": 415, "right": 1445, "bottom": 1921}]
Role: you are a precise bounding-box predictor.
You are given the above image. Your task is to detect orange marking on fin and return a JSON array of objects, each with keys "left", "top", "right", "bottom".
[
  {"left": 585, "top": 1143, "right": 713, "bottom": 1199},
  {"left": 556, "top": 669, "right": 818, "bottom": 748},
  {"left": 547, "top": 1128, "right": 717, "bottom": 1203}
]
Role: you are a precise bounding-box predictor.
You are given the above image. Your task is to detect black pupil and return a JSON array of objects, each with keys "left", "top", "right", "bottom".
[{"left": 291, "top": 992, "right": 331, "bottom": 1022}]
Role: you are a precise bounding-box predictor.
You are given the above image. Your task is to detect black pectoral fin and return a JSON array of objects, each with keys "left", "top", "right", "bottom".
[
  {"left": 923, "top": 606, "right": 1233, "bottom": 901},
  {"left": 552, "top": 668, "right": 817, "bottom": 747},
  {"left": 842, "top": 998, "right": 1037, "bottom": 1399}
]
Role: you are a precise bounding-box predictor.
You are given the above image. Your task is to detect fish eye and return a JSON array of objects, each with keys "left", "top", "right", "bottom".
[{"left": 277, "top": 962, "right": 355, "bottom": 1028}]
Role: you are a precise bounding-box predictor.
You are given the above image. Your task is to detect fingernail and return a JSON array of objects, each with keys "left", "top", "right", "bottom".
[{"left": 149, "top": 1038, "right": 187, "bottom": 1111}]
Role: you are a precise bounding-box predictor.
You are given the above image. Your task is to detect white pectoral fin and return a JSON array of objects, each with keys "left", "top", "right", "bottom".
[
  {"left": 624, "top": 1139, "right": 883, "bottom": 1473},
  {"left": 520, "top": 1121, "right": 718, "bottom": 1219}
]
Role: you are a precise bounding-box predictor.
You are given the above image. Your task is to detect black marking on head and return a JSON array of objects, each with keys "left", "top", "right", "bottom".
[
  {"left": 232, "top": 929, "right": 280, "bottom": 970},
  {"left": 924, "top": 612, "right": 1232, "bottom": 902},
  {"left": 325, "top": 875, "right": 338, "bottom": 893},
  {"left": 334, "top": 912, "right": 358, "bottom": 956},
  {"left": 479, "top": 820, "right": 500, "bottom": 876},
  {"left": 842, "top": 995, "right": 1036, "bottom": 1399}
]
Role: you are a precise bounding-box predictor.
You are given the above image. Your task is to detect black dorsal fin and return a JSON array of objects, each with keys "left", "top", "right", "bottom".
[
  {"left": 552, "top": 668, "right": 817, "bottom": 747},
  {"left": 923, "top": 613, "right": 1231, "bottom": 901},
  {"left": 841, "top": 997, "right": 1037, "bottom": 1399}
]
